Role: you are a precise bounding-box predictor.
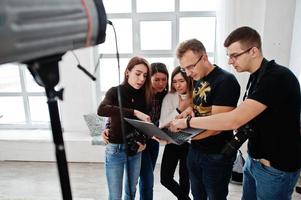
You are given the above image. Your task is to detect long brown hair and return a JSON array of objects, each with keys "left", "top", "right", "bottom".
[
  {"left": 123, "top": 56, "right": 152, "bottom": 106},
  {"left": 170, "top": 66, "right": 193, "bottom": 98}
]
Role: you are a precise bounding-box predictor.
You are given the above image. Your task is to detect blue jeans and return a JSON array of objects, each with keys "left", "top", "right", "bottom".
[
  {"left": 139, "top": 139, "right": 159, "bottom": 200},
  {"left": 105, "top": 143, "right": 142, "bottom": 200},
  {"left": 187, "top": 146, "right": 235, "bottom": 200},
  {"left": 242, "top": 156, "right": 301, "bottom": 200}
]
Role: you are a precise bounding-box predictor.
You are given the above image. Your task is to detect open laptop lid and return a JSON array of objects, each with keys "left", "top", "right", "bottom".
[{"left": 124, "top": 118, "right": 204, "bottom": 145}]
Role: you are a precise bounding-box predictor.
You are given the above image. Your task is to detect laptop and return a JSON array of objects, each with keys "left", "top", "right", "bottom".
[{"left": 124, "top": 118, "right": 204, "bottom": 145}]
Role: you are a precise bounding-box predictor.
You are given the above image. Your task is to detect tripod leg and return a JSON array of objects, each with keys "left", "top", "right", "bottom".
[
  {"left": 47, "top": 90, "right": 72, "bottom": 200},
  {"left": 27, "top": 55, "right": 72, "bottom": 200}
]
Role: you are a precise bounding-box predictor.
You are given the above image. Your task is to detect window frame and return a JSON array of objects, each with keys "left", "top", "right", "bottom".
[
  {"left": 95, "top": 0, "right": 217, "bottom": 101},
  {"left": 0, "top": 63, "right": 49, "bottom": 129}
]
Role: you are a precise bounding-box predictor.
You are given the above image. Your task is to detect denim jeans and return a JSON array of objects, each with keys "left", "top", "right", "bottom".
[
  {"left": 105, "top": 143, "right": 142, "bottom": 200},
  {"left": 187, "top": 146, "right": 235, "bottom": 200},
  {"left": 139, "top": 139, "right": 159, "bottom": 200},
  {"left": 242, "top": 156, "right": 301, "bottom": 200}
]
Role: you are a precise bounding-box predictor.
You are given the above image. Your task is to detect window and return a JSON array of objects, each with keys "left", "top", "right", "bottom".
[
  {"left": 0, "top": 63, "right": 50, "bottom": 129},
  {"left": 97, "top": 0, "right": 217, "bottom": 100},
  {"left": 0, "top": 0, "right": 217, "bottom": 128}
]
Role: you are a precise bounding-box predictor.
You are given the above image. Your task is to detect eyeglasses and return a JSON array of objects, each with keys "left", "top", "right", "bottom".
[
  {"left": 227, "top": 47, "right": 253, "bottom": 61},
  {"left": 180, "top": 55, "right": 203, "bottom": 73}
]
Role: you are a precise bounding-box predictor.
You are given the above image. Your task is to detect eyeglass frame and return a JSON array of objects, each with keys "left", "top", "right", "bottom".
[
  {"left": 180, "top": 55, "right": 203, "bottom": 73},
  {"left": 227, "top": 47, "right": 253, "bottom": 61}
]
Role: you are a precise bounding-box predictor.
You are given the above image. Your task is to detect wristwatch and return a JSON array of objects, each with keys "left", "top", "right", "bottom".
[{"left": 186, "top": 115, "right": 192, "bottom": 128}]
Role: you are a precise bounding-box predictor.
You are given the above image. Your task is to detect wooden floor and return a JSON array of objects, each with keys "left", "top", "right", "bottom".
[{"left": 0, "top": 161, "right": 300, "bottom": 200}]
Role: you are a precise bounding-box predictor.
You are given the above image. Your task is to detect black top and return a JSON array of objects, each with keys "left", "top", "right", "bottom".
[
  {"left": 150, "top": 91, "right": 167, "bottom": 126},
  {"left": 247, "top": 58, "right": 301, "bottom": 172},
  {"left": 97, "top": 82, "right": 149, "bottom": 144},
  {"left": 191, "top": 65, "right": 241, "bottom": 153}
]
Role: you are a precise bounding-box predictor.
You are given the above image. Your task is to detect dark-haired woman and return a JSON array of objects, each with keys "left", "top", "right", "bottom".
[
  {"left": 139, "top": 62, "right": 169, "bottom": 200},
  {"left": 159, "top": 66, "right": 193, "bottom": 200}
]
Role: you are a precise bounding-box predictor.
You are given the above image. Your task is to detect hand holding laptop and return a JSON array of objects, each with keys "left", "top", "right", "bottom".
[
  {"left": 169, "top": 118, "right": 187, "bottom": 132},
  {"left": 124, "top": 118, "right": 204, "bottom": 145}
]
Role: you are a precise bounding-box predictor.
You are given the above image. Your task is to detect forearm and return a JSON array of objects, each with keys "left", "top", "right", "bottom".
[
  {"left": 189, "top": 112, "right": 239, "bottom": 131},
  {"left": 98, "top": 104, "right": 134, "bottom": 118}
]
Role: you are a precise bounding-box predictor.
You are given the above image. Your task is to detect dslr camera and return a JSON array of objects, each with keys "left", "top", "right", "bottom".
[
  {"left": 126, "top": 129, "right": 148, "bottom": 156},
  {"left": 221, "top": 123, "right": 255, "bottom": 157}
]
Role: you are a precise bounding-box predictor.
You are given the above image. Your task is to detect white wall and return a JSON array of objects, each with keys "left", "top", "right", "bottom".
[
  {"left": 290, "top": 0, "right": 301, "bottom": 79},
  {"left": 263, "top": 0, "right": 296, "bottom": 66},
  {"left": 59, "top": 47, "right": 98, "bottom": 132},
  {"left": 217, "top": 0, "right": 296, "bottom": 103}
]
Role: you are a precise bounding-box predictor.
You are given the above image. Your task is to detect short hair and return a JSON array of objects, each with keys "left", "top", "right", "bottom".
[
  {"left": 224, "top": 26, "right": 262, "bottom": 51},
  {"left": 176, "top": 39, "right": 206, "bottom": 59}
]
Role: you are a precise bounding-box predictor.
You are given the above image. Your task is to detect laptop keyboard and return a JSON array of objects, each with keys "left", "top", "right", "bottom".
[{"left": 164, "top": 129, "right": 191, "bottom": 144}]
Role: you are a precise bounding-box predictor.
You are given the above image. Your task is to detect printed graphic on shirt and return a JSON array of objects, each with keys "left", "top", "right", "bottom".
[{"left": 193, "top": 81, "right": 212, "bottom": 117}]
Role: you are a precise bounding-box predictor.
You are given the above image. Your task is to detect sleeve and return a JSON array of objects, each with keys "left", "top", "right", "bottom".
[
  {"left": 159, "top": 93, "right": 179, "bottom": 128},
  {"left": 213, "top": 75, "right": 241, "bottom": 107},
  {"left": 248, "top": 69, "right": 293, "bottom": 110},
  {"left": 97, "top": 87, "right": 134, "bottom": 117}
]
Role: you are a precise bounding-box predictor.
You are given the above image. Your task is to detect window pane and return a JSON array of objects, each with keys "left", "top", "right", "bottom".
[
  {"left": 0, "top": 63, "right": 21, "bottom": 92},
  {"left": 28, "top": 96, "right": 50, "bottom": 123},
  {"left": 24, "top": 65, "right": 44, "bottom": 92},
  {"left": 0, "top": 97, "right": 25, "bottom": 124},
  {"left": 137, "top": 0, "right": 175, "bottom": 12},
  {"left": 179, "top": 17, "right": 216, "bottom": 52},
  {"left": 99, "top": 58, "right": 130, "bottom": 91},
  {"left": 180, "top": 0, "right": 217, "bottom": 11},
  {"left": 103, "top": 0, "right": 131, "bottom": 13},
  {"left": 98, "top": 19, "right": 132, "bottom": 54},
  {"left": 140, "top": 21, "right": 172, "bottom": 50}
]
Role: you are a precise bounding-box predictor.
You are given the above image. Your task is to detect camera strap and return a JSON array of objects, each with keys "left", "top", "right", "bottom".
[{"left": 243, "top": 58, "right": 270, "bottom": 100}]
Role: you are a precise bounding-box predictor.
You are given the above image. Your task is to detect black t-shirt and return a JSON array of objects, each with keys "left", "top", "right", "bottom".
[
  {"left": 247, "top": 58, "right": 301, "bottom": 172},
  {"left": 191, "top": 65, "right": 240, "bottom": 153}
]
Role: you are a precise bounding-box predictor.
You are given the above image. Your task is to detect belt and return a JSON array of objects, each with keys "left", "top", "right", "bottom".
[{"left": 252, "top": 158, "right": 271, "bottom": 167}]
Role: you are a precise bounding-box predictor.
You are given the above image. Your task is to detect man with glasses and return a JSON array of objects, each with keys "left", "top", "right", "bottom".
[
  {"left": 171, "top": 27, "right": 301, "bottom": 200},
  {"left": 175, "top": 38, "right": 240, "bottom": 200}
]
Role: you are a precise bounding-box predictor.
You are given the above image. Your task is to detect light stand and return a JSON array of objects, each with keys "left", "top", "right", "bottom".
[{"left": 27, "top": 54, "right": 72, "bottom": 200}]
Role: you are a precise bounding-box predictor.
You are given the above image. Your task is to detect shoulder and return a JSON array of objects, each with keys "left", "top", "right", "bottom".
[
  {"left": 211, "top": 66, "right": 239, "bottom": 87},
  {"left": 211, "top": 66, "right": 237, "bottom": 80},
  {"left": 163, "top": 92, "right": 178, "bottom": 101},
  {"left": 265, "top": 61, "right": 299, "bottom": 85},
  {"left": 106, "top": 86, "right": 119, "bottom": 96}
]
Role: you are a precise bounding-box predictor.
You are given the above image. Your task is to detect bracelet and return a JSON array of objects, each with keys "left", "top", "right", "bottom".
[{"left": 186, "top": 115, "right": 192, "bottom": 128}]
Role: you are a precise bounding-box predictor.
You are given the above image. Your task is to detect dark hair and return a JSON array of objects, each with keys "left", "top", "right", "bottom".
[
  {"left": 150, "top": 62, "right": 169, "bottom": 92},
  {"left": 176, "top": 38, "right": 206, "bottom": 59},
  {"left": 123, "top": 56, "right": 152, "bottom": 106},
  {"left": 224, "top": 26, "right": 262, "bottom": 51},
  {"left": 170, "top": 66, "right": 193, "bottom": 98}
]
